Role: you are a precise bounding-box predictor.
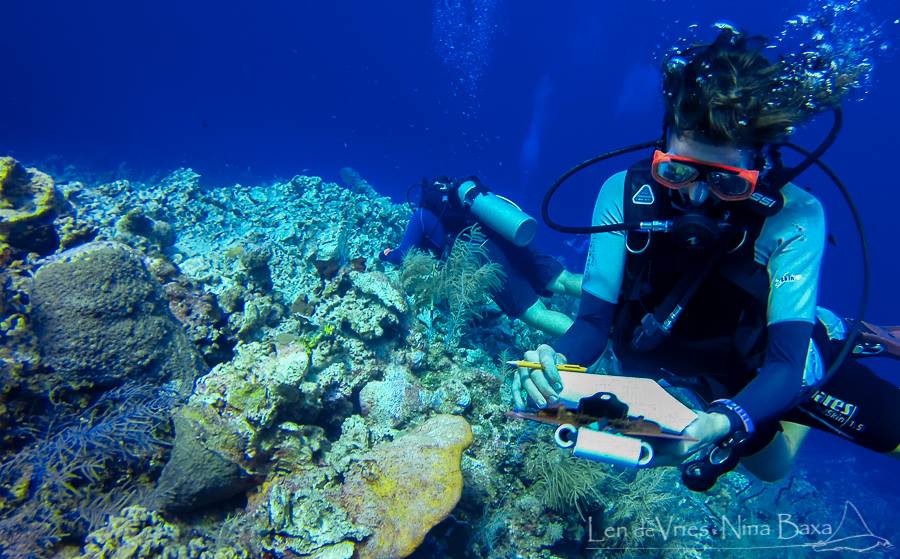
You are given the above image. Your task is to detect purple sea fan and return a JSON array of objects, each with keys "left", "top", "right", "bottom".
[{"left": 0, "top": 383, "right": 179, "bottom": 557}]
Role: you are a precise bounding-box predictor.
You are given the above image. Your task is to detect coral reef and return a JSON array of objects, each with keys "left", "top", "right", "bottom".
[
  {"left": 30, "top": 241, "right": 206, "bottom": 396},
  {"left": 315, "top": 270, "right": 409, "bottom": 341},
  {"left": 0, "top": 384, "right": 177, "bottom": 557},
  {"left": 358, "top": 364, "right": 473, "bottom": 438},
  {"left": 399, "top": 225, "right": 505, "bottom": 345},
  {"left": 0, "top": 267, "right": 39, "bottom": 415},
  {"left": 0, "top": 156, "right": 63, "bottom": 255},
  {"left": 59, "top": 168, "right": 407, "bottom": 308},
  {"left": 1, "top": 159, "right": 859, "bottom": 559},
  {"left": 248, "top": 414, "right": 472, "bottom": 559},
  {"left": 358, "top": 364, "right": 430, "bottom": 430},
  {"left": 115, "top": 208, "right": 177, "bottom": 249},
  {"left": 155, "top": 340, "right": 321, "bottom": 510},
  {"left": 253, "top": 466, "right": 370, "bottom": 557},
  {"left": 80, "top": 505, "right": 251, "bottom": 558},
  {"left": 339, "top": 414, "right": 473, "bottom": 559},
  {"left": 153, "top": 408, "right": 256, "bottom": 513},
  {"left": 161, "top": 276, "right": 234, "bottom": 367}
]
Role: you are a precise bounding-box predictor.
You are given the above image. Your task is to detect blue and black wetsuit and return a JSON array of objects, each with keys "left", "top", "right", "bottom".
[
  {"left": 382, "top": 207, "right": 564, "bottom": 319},
  {"left": 555, "top": 170, "right": 899, "bottom": 454},
  {"left": 381, "top": 207, "right": 452, "bottom": 265}
]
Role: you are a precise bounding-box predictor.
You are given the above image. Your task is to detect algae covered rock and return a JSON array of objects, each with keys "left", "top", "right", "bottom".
[
  {"left": 0, "top": 156, "right": 62, "bottom": 255},
  {"left": 30, "top": 241, "right": 205, "bottom": 393},
  {"left": 317, "top": 271, "right": 408, "bottom": 341},
  {"left": 340, "top": 414, "right": 473, "bottom": 559},
  {"left": 348, "top": 270, "right": 408, "bottom": 315},
  {"left": 189, "top": 341, "right": 320, "bottom": 444},
  {"left": 358, "top": 364, "right": 430, "bottom": 429},
  {"left": 154, "top": 407, "right": 255, "bottom": 513},
  {"left": 156, "top": 341, "right": 321, "bottom": 512},
  {"left": 115, "top": 208, "right": 177, "bottom": 248},
  {"left": 162, "top": 277, "right": 235, "bottom": 367}
]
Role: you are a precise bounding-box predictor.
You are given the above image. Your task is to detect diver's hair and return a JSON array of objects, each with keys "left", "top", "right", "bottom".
[{"left": 663, "top": 30, "right": 807, "bottom": 147}]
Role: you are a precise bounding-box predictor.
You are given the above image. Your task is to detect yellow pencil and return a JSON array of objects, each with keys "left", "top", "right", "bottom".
[{"left": 506, "top": 360, "right": 587, "bottom": 373}]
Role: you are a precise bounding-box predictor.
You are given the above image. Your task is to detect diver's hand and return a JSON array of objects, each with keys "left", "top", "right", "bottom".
[
  {"left": 651, "top": 411, "right": 731, "bottom": 467},
  {"left": 512, "top": 344, "right": 566, "bottom": 410}
]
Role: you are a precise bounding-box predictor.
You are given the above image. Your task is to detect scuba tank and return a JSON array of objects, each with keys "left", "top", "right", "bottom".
[
  {"left": 413, "top": 176, "right": 538, "bottom": 247},
  {"left": 456, "top": 178, "right": 537, "bottom": 247}
]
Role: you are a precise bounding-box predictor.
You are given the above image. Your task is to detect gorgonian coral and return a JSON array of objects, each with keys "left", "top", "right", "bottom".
[{"left": 0, "top": 383, "right": 178, "bottom": 557}]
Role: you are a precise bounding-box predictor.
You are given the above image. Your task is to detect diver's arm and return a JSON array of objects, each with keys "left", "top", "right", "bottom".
[
  {"left": 513, "top": 172, "right": 627, "bottom": 409},
  {"left": 554, "top": 293, "right": 616, "bottom": 364},
  {"left": 720, "top": 185, "right": 827, "bottom": 433},
  {"left": 661, "top": 323, "right": 815, "bottom": 463},
  {"left": 381, "top": 208, "right": 443, "bottom": 264},
  {"left": 730, "top": 320, "right": 814, "bottom": 428},
  {"left": 554, "top": 172, "right": 628, "bottom": 363}
]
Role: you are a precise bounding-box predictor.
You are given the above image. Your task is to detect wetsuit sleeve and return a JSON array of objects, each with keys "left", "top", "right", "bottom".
[
  {"left": 382, "top": 208, "right": 445, "bottom": 265},
  {"left": 731, "top": 320, "right": 814, "bottom": 428},
  {"left": 553, "top": 172, "right": 627, "bottom": 363},
  {"left": 728, "top": 185, "right": 827, "bottom": 428},
  {"left": 582, "top": 171, "right": 628, "bottom": 304},
  {"left": 755, "top": 184, "right": 827, "bottom": 325},
  {"left": 554, "top": 292, "right": 616, "bottom": 364}
]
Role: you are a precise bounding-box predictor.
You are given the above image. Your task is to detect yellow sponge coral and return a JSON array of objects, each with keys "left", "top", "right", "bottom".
[{"left": 340, "top": 415, "right": 473, "bottom": 559}]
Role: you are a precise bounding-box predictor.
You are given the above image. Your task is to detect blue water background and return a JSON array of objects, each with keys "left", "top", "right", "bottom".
[{"left": 2, "top": 0, "right": 898, "bottom": 539}]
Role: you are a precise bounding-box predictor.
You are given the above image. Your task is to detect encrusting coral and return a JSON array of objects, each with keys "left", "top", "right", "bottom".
[
  {"left": 0, "top": 156, "right": 63, "bottom": 255},
  {"left": 80, "top": 505, "right": 251, "bottom": 559},
  {"left": 339, "top": 414, "right": 473, "bottom": 559}
]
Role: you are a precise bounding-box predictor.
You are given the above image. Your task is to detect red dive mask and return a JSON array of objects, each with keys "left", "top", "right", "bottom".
[{"left": 651, "top": 149, "right": 760, "bottom": 201}]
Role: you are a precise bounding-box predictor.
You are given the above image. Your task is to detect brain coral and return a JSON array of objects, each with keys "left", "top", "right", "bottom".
[{"left": 31, "top": 241, "right": 205, "bottom": 394}]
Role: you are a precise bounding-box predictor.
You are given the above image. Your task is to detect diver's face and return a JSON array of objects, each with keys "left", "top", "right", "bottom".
[{"left": 666, "top": 132, "right": 757, "bottom": 206}]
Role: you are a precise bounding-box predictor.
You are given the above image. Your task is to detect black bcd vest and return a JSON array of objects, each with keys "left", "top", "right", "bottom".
[{"left": 612, "top": 159, "right": 773, "bottom": 388}]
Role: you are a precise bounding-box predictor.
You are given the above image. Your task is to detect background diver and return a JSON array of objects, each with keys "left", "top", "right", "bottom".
[
  {"left": 513, "top": 28, "right": 900, "bottom": 486},
  {"left": 379, "top": 176, "right": 583, "bottom": 337}
]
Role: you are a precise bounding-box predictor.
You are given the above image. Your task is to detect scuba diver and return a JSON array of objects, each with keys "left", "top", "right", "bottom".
[
  {"left": 379, "top": 176, "right": 583, "bottom": 337},
  {"left": 512, "top": 28, "right": 900, "bottom": 488}
]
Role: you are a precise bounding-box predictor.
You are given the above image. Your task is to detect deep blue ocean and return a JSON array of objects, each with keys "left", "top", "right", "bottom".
[{"left": 3, "top": 0, "right": 899, "bottom": 554}]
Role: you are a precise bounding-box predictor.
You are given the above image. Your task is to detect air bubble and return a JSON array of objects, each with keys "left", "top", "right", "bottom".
[
  {"left": 713, "top": 21, "right": 741, "bottom": 35},
  {"left": 667, "top": 56, "right": 688, "bottom": 72}
]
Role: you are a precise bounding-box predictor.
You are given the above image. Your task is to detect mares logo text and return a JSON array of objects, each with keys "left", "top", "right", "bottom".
[{"left": 811, "top": 390, "right": 864, "bottom": 432}]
